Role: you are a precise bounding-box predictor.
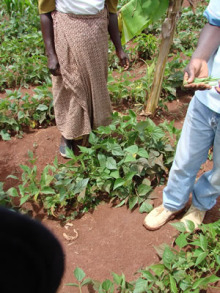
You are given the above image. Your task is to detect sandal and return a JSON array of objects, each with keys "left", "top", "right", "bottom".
[
  {"left": 59, "top": 135, "right": 89, "bottom": 158},
  {"left": 59, "top": 136, "right": 75, "bottom": 158}
]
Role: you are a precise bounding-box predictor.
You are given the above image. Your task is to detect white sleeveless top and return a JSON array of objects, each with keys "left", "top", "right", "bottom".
[{"left": 55, "top": 0, "right": 105, "bottom": 15}]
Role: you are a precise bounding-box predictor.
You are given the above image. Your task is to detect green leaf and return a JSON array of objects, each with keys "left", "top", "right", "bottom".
[
  {"left": 79, "top": 146, "right": 94, "bottom": 155},
  {"left": 89, "top": 132, "right": 98, "bottom": 145},
  {"left": 74, "top": 178, "right": 89, "bottom": 195},
  {"left": 139, "top": 201, "right": 153, "bottom": 213},
  {"left": 124, "top": 145, "right": 138, "bottom": 154},
  {"left": 65, "top": 282, "right": 78, "bottom": 287},
  {"left": 74, "top": 267, "right": 85, "bottom": 282},
  {"left": 36, "top": 104, "right": 48, "bottom": 111},
  {"left": 162, "top": 246, "right": 175, "bottom": 269},
  {"left": 199, "top": 234, "right": 208, "bottom": 251},
  {"left": 18, "top": 185, "right": 25, "bottom": 197},
  {"left": 78, "top": 188, "right": 86, "bottom": 202},
  {"left": 113, "top": 178, "right": 125, "bottom": 190},
  {"left": 98, "top": 153, "right": 107, "bottom": 168},
  {"left": 141, "top": 270, "right": 155, "bottom": 282},
  {"left": 41, "top": 186, "right": 55, "bottom": 194},
  {"left": 7, "top": 175, "right": 19, "bottom": 180},
  {"left": 129, "top": 196, "right": 138, "bottom": 210},
  {"left": 149, "top": 264, "right": 165, "bottom": 277},
  {"left": 124, "top": 171, "right": 136, "bottom": 182},
  {"left": 81, "top": 278, "right": 92, "bottom": 286},
  {"left": 65, "top": 147, "right": 76, "bottom": 159},
  {"left": 195, "top": 252, "right": 208, "bottom": 266},
  {"left": 115, "top": 199, "right": 126, "bottom": 208},
  {"left": 20, "top": 164, "right": 31, "bottom": 173},
  {"left": 7, "top": 187, "right": 19, "bottom": 197},
  {"left": 106, "top": 157, "right": 117, "bottom": 170},
  {"left": 137, "top": 184, "right": 151, "bottom": 196},
  {"left": 111, "top": 144, "right": 124, "bottom": 156},
  {"left": 20, "top": 194, "right": 31, "bottom": 205},
  {"left": 175, "top": 233, "right": 188, "bottom": 249},
  {"left": 18, "top": 110, "right": 25, "bottom": 119},
  {"left": 137, "top": 148, "right": 149, "bottom": 158},
  {"left": 184, "top": 219, "right": 195, "bottom": 232},
  {"left": 103, "top": 180, "right": 112, "bottom": 193},
  {"left": 120, "top": 0, "right": 169, "bottom": 44},
  {"left": 169, "top": 275, "right": 178, "bottom": 293},
  {"left": 192, "top": 275, "right": 220, "bottom": 290},
  {"left": 112, "top": 272, "right": 123, "bottom": 285},
  {"left": 0, "top": 130, "right": 11, "bottom": 141},
  {"left": 124, "top": 154, "right": 137, "bottom": 163},
  {"left": 134, "top": 278, "right": 148, "bottom": 293},
  {"left": 110, "top": 170, "right": 120, "bottom": 179},
  {"left": 170, "top": 222, "right": 186, "bottom": 233},
  {"left": 102, "top": 279, "right": 114, "bottom": 291}
]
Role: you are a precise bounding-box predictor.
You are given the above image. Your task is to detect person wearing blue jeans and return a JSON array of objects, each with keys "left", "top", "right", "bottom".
[{"left": 144, "top": 0, "right": 220, "bottom": 231}]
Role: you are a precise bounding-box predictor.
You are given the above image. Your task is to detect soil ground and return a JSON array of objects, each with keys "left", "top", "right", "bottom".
[{"left": 0, "top": 93, "right": 219, "bottom": 293}]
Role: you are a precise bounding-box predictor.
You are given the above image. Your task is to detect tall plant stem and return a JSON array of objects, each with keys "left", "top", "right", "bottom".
[{"left": 145, "top": 0, "right": 183, "bottom": 115}]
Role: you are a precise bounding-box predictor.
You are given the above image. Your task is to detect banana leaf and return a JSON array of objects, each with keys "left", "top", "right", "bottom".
[{"left": 119, "top": 0, "right": 169, "bottom": 44}]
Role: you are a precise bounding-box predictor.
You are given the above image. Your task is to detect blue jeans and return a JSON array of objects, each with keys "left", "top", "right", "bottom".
[{"left": 163, "top": 96, "right": 220, "bottom": 211}]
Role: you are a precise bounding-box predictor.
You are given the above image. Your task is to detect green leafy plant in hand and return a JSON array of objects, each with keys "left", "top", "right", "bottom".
[{"left": 183, "top": 77, "right": 220, "bottom": 87}]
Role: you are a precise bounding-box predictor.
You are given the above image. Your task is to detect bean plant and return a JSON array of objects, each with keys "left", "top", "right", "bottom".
[
  {"left": 67, "top": 220, "right": 220, "bottom": 292},
  {"left": 7, "top": 111, "right": 180, "bottom": 218},
  {"left": 0, "top": 85, "right": 54, "bottom": 140}
]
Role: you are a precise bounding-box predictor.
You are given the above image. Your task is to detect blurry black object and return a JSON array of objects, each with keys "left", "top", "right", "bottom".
[{"left": 0, "top": 207, "right": 65, "bottom": 293}]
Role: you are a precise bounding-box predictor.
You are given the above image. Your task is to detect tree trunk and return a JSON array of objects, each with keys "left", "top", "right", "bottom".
[{"left": 145, "top": 0, "right": 183, "bottom": 115}]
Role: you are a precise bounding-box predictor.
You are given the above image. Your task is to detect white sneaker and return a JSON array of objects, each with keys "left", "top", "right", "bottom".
[
  {"left": 143, "top": 204, "right": 182, "bottom": 231},
  {"left": 180, "top": 205, "right": 206, "bottom": 231}
]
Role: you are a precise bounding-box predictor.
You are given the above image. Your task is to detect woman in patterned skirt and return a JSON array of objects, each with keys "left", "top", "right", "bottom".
[{"left": 38, "top": 0, "right": 129, "bottom": 157}]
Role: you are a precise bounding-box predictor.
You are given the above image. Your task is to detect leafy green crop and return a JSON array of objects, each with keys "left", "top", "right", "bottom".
[
  {"left": 132, "top": 33, "right": 158, "bottom": 60},
  {"left": 2, "top": 0, "right": 37, "bottom": 16},
  {"left": 0, "top": 0, "right": 48, "bottom": 91},
  {"left": 6, "top": 111, "right": 179, "bottom": 218},
  {"left": 0, "top": 85, "right": 54, "bottom": 140},
  {"left": 67, "top": 220, "right": 220, "bottom": 292}
]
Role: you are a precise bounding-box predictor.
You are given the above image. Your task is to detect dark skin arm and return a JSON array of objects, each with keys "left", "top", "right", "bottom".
[
  {"left": 40, "top": 10, "right": 129, "bottom": 73},
  {"left": 108, "top": 12, "right": 129, "bottom": 70},
  {"left": 184, "top": 23, "right": 220, "bottom": 90},
  {"left": 40, "top": 13, "right": 60, "bottom": 76}
]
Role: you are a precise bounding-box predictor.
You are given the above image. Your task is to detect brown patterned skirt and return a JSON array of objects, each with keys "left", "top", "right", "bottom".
[{"left": 51, "top": 9, "right": 112, "bottom": 139}]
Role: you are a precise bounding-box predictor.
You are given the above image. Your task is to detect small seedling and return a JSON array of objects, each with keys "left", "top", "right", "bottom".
[{"left": 66, "top": 268, "right": 91, "bottom": 293}]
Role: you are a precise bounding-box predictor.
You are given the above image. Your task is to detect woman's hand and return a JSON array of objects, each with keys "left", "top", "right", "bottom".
[
  {"left": 116, "top": 49, "right": 130, "bottom": 70},
  {"left": 47, "top": 53, "right": 61, "bottom": 76}
]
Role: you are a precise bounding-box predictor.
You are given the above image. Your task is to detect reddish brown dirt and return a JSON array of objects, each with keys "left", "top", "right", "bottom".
[{"left": 0, "top": 93, "right": 219, "bottom": 293}]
